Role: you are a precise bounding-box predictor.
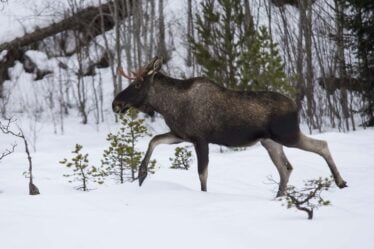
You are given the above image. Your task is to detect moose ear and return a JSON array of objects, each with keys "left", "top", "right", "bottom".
[{"left": 147, "top": 56, "right": 163, "bottom": 75}]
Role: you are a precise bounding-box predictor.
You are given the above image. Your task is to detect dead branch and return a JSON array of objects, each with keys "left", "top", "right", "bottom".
[
  {"left": 0, "top": 118, "right": 40, "bottom": 195},
  {"left": 0, "top": 0, "right": 132, "bottom": 51},
  {"left": 0, "top": 143, "right": 16, "bottom": 161}
]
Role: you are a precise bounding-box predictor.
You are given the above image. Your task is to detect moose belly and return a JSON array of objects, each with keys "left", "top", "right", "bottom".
[{"left": 207, "top": 126, "right": 269, "bottom": 147}]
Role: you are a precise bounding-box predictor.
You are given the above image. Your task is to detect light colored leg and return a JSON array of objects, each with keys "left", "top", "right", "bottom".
[
  {"left": 139, "top": 132, "right": 184, "bottom": 186},
  {"left": 291, "top": 133, "right": 347, "bottom": 188},
  {"left": 280, "top": 146, "right": 293, "bottom": 171},
  {"left": 261, "top": 139, "right": 292, "bottom": 197}
]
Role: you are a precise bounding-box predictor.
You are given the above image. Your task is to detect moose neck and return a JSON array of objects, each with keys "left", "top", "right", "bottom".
[{"left": 147, "top": 73, "right": 188, "bottom": 116}]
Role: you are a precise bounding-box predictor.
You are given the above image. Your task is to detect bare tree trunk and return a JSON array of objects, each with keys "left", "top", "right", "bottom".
[
  {"left": 186, "top": 0, "right": 194, "bottom": 67},
  {"left": 23, "top": 132, "right": 40, "bottom": 195},
  {"left": 296, "top": 3, "right": 305, "bottom": 112},
  {"left": 302, "top": 0, "right": 317, "bottom": 131},
  {"left": 157, "top": 0, "right": 168, "bottom": 60},
  {"left": 243, "top": 0, "right": 254, "bottom": 29},
  {"left": 334, "top": 0, "right": 350, "bottom": 131},
  {"left": 114, "top": 0, "right": 123, "bottom": 94},
  {"left": 143, "top": 0, "right": 150, "bottom": 60},
  {"left": 264, "top": 0, "right": 273, "bottom": 42},
  {"left": 135, "top": 0, "right": 143, "bottom": 67},
  {"left": 123, "top": 0, "right": 133, "bottom": 83},
  {"left": 74, "top": 31, "right": 88, "bottom": 124},
  {"left": 149, "top": 0, "right": 156, "bottom": 59}
]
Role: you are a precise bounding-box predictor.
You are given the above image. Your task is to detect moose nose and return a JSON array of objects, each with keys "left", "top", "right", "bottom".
[{"left": 112, "top": 101, "right": 123, "bottom": 113}]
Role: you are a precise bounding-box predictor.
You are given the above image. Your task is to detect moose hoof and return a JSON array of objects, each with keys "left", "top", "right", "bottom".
[
  {"left": 138, "top": 172, "right": 148, "bottom": 186},
  {"left": 276, "top": 190, "right": 286, "bottom": 198},
  {"left": 337, "top": 180, "right": 348, "bottom": 189}
]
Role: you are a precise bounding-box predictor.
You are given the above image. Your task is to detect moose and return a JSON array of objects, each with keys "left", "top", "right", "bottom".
[{"left": 112, "top": 56, "right": 347, "bottom": 197}]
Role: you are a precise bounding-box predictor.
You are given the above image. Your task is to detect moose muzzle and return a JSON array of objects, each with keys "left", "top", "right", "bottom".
[{"left": 112, "top": 101, "right": 130, "bottom": 114}]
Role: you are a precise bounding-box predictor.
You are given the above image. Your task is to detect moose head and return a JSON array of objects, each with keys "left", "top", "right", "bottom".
[{"left": 112, "top": 56, "right": 163, "bottom": 116}]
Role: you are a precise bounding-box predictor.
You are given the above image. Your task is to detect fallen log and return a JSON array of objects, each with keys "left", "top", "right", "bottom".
[
  {"left": 0, "top": 0, "right": 132, "bottom": 97},
  {"left": 0, "top": 0, "right": 132, "bottom": 51}
]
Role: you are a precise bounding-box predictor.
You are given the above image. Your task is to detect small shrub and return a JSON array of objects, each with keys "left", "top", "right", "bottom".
[
  {"left": 60, "top": 144, "right": 105, "bottom": 191},
  {"left": 148, "top": 159, "right": 157, "bottom": 174},
  {"left": 169, "top": 146, "right": 193, "bottom": 170},
  {"left": 278, "top": 177, "right": 333, "bottom": 220},
  {"left": 232, "top": 146, "right": 247, "bottom": 152},
  {"left": 102, "top": 108, "right": 154, "bottom": 183}
]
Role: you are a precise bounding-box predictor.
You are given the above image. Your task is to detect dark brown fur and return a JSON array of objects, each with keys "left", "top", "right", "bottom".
[
  {"left": 113, "top": 57, "right": 347, "bottom": 196},
  {"left": 146, "top": 74, "right": 300, "bottom": 147}
]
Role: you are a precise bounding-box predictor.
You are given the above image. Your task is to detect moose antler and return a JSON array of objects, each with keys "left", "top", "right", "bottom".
[
  {"left": 144, "top": 56, "right": 159, "bottom": 72},
  {"left": 117, "top": 56, "right": 163, "bottom": 81},
  {"left": 117, "top": 67, "right": 136, "bottom": 80}
]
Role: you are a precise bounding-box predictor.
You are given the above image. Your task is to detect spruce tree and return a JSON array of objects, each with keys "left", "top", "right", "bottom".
[
  {"left": 60, "top": 144, "right": 105, "bottom": 191},
  {"left": 102, "top": 108, "right": 155, "bottom": 183},
  {"left": 343, "top": 0, "right": 374, "bottom": 126},
  {"left": 169, "top": 146, "right": 193, "bottom": 170},
  {"left": 190, "top": 0, "right": 293, "bottom": 96},
  {"left": 240, "top": 26, "right": 294, "bottom": 94}
]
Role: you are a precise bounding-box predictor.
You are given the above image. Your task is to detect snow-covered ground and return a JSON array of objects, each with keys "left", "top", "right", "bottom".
[
  {"left": 0, "top": 118, "right": 373, "bottom": 249},
  {"left": 1, "top": 1, "right": 373, "bottom": 248}
]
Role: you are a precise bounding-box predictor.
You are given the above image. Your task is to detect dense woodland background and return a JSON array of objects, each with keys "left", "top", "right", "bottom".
[{"left": 0, "top": 0, "right": 373, "bottom": 134}]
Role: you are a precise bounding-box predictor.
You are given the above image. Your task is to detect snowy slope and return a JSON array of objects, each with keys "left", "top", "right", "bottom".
[{"left": 0, "top": 119, "right": 373, "bottom": 249}]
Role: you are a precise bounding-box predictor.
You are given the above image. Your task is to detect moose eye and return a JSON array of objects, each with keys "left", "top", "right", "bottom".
[{"left": 135, "top": 82, "right": 141, "bottom": 89}]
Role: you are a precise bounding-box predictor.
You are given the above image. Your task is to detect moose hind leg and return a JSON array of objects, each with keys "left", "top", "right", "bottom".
[
  {"left": 261, "top": 139, "right": 292, "bottom": 197},
  {"left": 292, "top": 133, "right": 347, "bottom": 188},
  {"left": 281, "top": 146, "right": 293, "bottom": 171}
]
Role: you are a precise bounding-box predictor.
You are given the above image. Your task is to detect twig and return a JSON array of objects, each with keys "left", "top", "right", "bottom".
[
  {"left": 0, "top": 143, "right": 16, "bottom": 160},
  {"left": 268, "top": 175, "right": 332, "bottom": 220}
]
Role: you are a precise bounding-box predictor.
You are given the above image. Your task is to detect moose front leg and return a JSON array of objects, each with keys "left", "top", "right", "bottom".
[
  {"left": 194, "top": 141, "right": 209, "bottom": 192},
  {"left": 139, "top": 132, "right": 184, "bottom": 186}
]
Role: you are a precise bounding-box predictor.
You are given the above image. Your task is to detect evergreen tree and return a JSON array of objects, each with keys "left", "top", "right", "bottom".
[
  {"left": 102, "top": 108, "right": 155, "bottom": 183},
  {"left": 343, "top": 0, "right": 374, "bottom": 126},
  {"left": 60, "top": 144, "right": 105, "bottom": 191},
  {"left": 240, "top": 26, "right": 294, "bottom": 94},
  {"left": 190, "top": 0, "right": 293, "bottom": 95},
  {"left": 169, "top": 146, "right": 193, "bottom": 170}
]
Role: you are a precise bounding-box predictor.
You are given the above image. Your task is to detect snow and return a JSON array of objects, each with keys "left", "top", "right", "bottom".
[
  {"left": 25, "top": 50, "right": 52, "bottom": 72},
  {"left": 0, "top": 118, "right": 373, "bottom": 249}
]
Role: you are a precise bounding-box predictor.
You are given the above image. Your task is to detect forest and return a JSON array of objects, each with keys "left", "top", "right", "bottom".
[
  {"left": 0, "top": 0, "right": 372, "bottom": 131},
  {"left": 0, "top": 1, "right": 373, "bottom": 249}
]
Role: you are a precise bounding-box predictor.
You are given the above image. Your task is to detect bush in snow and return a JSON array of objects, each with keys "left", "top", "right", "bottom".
[
  {"left": 60, "top": 144, "right": 105, "bottom": 191},
  {"left": 278, "top": 177, "right": 333, "bottom": 220},
  {"left": 102, "top": 108, "right": 155, "bottom": 183},
  {"left": 169, "top": 146, "right": 193, "bottom": 170}
]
